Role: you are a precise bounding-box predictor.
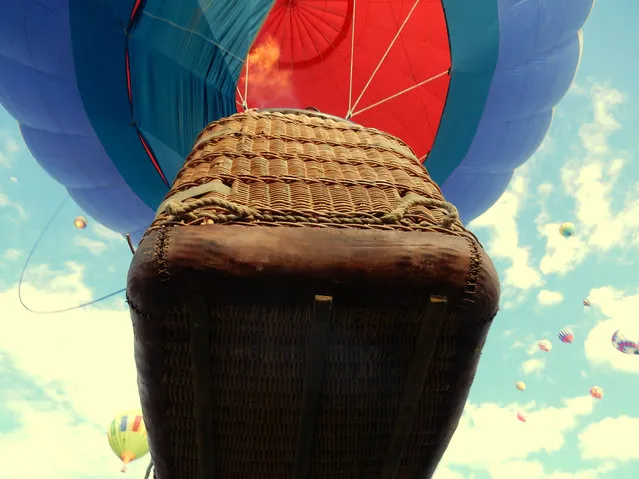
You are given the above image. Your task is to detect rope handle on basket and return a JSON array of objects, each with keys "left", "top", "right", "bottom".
[
  {"left": 162, "top": 189, "right": 459, "bottom": 228},
  {"left": 380, "top": 192, "right": 459, "bottom": 228}
]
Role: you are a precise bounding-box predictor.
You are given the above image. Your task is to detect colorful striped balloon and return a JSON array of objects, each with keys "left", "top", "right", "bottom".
[
  {"left": 558, "top": 328, "right": 574, "bottom": 344},
  {"left": 559, "top": 222, "right": 576, "bottom": 238},
  {"left": 107, "top": 410, "right": 150, "bottom": 472},
  {"left": 611, "top": 329, "right": 639, "bottom": 355}
]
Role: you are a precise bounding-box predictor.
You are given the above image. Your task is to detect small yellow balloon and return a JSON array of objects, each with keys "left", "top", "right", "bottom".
[
  {"left": 516, "top": 381, "right": 526, "bottom": 391},
  {"left": 107, "top": 410, "right": 149, "bottom": 473},
  {"left": 558, "top": 222, "right": 575, "bottom": 238},
  {"left": 74, "top": 216, "right": 87, "bottom": 229}
]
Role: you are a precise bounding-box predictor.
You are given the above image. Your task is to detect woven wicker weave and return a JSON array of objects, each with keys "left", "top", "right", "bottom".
[
  {"left": 147, "top": 109, "right": 463, "bottom": 237},
  {"left": 128, "top": 109, "right": 500, "bottom": 479}
]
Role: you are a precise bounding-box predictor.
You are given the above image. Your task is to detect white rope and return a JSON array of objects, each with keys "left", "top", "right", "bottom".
[
  {"left": 243, "top": 55, "right": 250, "bottom": 109},
  {"left": 350, "top": 0, "right": 422, "bottom": 114},
  {"left": 346, "top": 0, "right": 357, "bottom": 117},
  {"left": 142, "top": 11, "right": 244, "bottom": 62},
  {"left": 236, "top": 86, "right": 245, "bottom": 108},
  {"left": 350, "top": 69, "right": 449, "bottom": 117}
]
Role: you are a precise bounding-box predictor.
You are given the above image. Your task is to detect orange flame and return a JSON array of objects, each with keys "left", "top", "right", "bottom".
[{"left": 239, "top": 36, "right": 297, "bottom": 108}]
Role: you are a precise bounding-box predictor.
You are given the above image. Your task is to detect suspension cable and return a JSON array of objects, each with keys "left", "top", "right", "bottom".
[{"left": 17, "top": 195, "right": 126, "bottom": 315}]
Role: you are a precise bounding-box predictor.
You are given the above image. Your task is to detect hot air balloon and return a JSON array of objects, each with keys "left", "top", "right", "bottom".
[
  {"left": 611, "top": 329, "right": 639, "bottom": 354},
  {"left": 558, "top": 328, "right": 574, "bottom": 344},
  {"left": 590, "top": 386, "right": 604, "bottom": 400},
  {"left": 516, "top": 381, "right": 526, "bottom": 391},
  {"left": 74, "top": 216, "right": 88, "bottom": 229},
  {"left": 539, "top": 339, "right": 552, "bottom": 352},
  {"left": 0, "top": 1, "right": 593, "bottom": 478},
  {"left": 517, "top": 412, "right": 527, "bottom": 423},
  {"left": 0, "top": 0, "right": 593, "bottom": 242},
  {"left": 559, "top": 222, "right": 576, "bottom": 238},
  {"left": 107, "top": 410, "right": 149, "bottom": 473}
]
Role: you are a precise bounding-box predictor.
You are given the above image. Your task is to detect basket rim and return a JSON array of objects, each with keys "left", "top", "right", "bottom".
[{"left": 256, "top": 107, "right": 355, "bottom": 125}]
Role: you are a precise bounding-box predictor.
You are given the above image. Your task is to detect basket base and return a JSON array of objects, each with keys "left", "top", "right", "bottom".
[{"left": 127, "top": 225, "right": 500, "bottom": 478}]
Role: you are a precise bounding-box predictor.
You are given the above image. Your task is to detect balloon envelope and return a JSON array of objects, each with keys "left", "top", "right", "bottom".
[
  {"left": 538, "top": 339, "right": 552, "bottom": 352},
  {"left": 611, "top": 329, "right": 639, "bottom": 355},
  {"left": 107, "top": 410, "right": 149, "bottom": 472},
  {"left": 559, "top": 222, "right": 576, "bottom": 238},
  {"left": 558, "top": 328, "right": 574, "bottom": 344},
  {"left": 74, "top": 216, "right": 87, "bottom": 229},
  {"left": 590, "top": 386, "right": 603, "bottom": 399},
  {"left": 0, "top": 0, "right": 594, "bottom": 240}
]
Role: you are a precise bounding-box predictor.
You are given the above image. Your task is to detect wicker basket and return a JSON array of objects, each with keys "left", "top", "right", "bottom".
[{"left": 127, "top": 109, "right": 500, "bottom": 479}]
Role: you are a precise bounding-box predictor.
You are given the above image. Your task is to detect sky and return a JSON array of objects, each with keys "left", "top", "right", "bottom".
[{"left": 1, "top": 2, "right": 638, "bottom": 478}]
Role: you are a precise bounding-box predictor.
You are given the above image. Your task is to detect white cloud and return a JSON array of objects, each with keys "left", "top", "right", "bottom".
[
  {"left": 439, "top": 396, "right": 598, "bottom": 475},
  {"left": 537, "top": 182, "right": 554, "bottom": 196},
  {"left": 4, "top": 137, "right": 18, "bottom": 153},
  {"left": 440, "top": 459, "right": 614, "bottom": 479},
  {"left": 431, "top": 467, "right": 468, "bottom": 479},
  {"left": 536, "top": 83, "right": 639, "bottom": 276},
  {"left": 2, "top": 248, "right": 21, "bottom": 261},
  {"left": 0, "top": 191, "right": 25, "bottom": 218},
  {"left": 584, "top": 286, "right": 639, "bottom": 374},
  {"left": 537, "top": 290, "right": 564, "bottom": 306},
  {"left": 483, "top": 460, "right": 614, "bottom": 479},
  {"left": 0, "top": 136, "right": 20, "bottom": 167},
  {"left": 579, "top": 416, "right": 639, "bottom": 462},
  {"left": 470, "top": 175, "right": 543, "bottom": 291},
  {"left": 538, "top": 222, "right": 589, "bottom": 275},
  {"left": 73, "top": 236, "right": 110, "bottom": 255},
  {"left": 521, "top": 357, "right": 546, "bottom": 375},
  {"left": 0, "top": 401, "right": 150, "bottom": 479},
  {"left": 0, "top": 264, "right": 147, "bottom": 477},
  {"left": 557, "top": 83, "right": 639, "bottom": 255},
  {"left": 569, "top": 82, "right": 587, "bottom": 96},
  {"left": 0, "top": 264, "right": 140, "bottom": 420},
  {"left": 92, "top": 223, "right": 124, "bottom": 242},
  {"left": 527, "top": 341, "right": 542, "bottom": 356},
  {"left": 70, "top": 222, "right": 126, "bottom": 255}
]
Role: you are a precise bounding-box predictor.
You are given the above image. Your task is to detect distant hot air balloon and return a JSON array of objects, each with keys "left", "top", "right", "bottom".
[
  {"left": 611, "top": 329, "right": 639, "bottom": 355},
  {"left": 107, "top": 410, "right": 150, "bottom": 473},
  {"left": 558, "top": 328, "right": 574, "bottom": 344},
  {"left": 517, "top": 412, "right": 527, "bottom": 422},
  {"left": 538, "top": 339, "right": 552, "bottom": 352},
  {"left": 74, "top": 216, "right": 87, "bottom": 229},
  {"left": 590, "top": 386, "right": 603, "bottom": 400},
  {"left": 583, "top": 298, "right": 591, "bottom": 307},
  {"left": 516, "top": 381, "right": 526, "bottom": 391},
  {"left": 559, "top": 222, "right": 575, "bottom": 238}
]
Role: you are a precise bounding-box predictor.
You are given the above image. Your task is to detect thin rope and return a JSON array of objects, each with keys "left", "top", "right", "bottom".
[
  {"left": 236, "top": 86, "right": 245, "bottom": 107},
  {"left": 125, "top": 233, "right": 136, "bottom": 255},
  {"left": 17, "top": 195, "right": 126, "bottom": 315},
  {"left": 243, "top": 53, "right": 250, "bottom": 109},
  {"left": 142, "top": 11, "right": 244, "bottom": 63},
  {"left": 346, "top": 0, "right": 357, "bottom": 117},
  {"left": 143, "top": 460, "right": 153, "bottom": 479},
  {"left": 351, "top": 69, "right": 450, "bottom": 118},
  {"left": 350, "top": 0, "right": 422, "bottom": 113}
]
